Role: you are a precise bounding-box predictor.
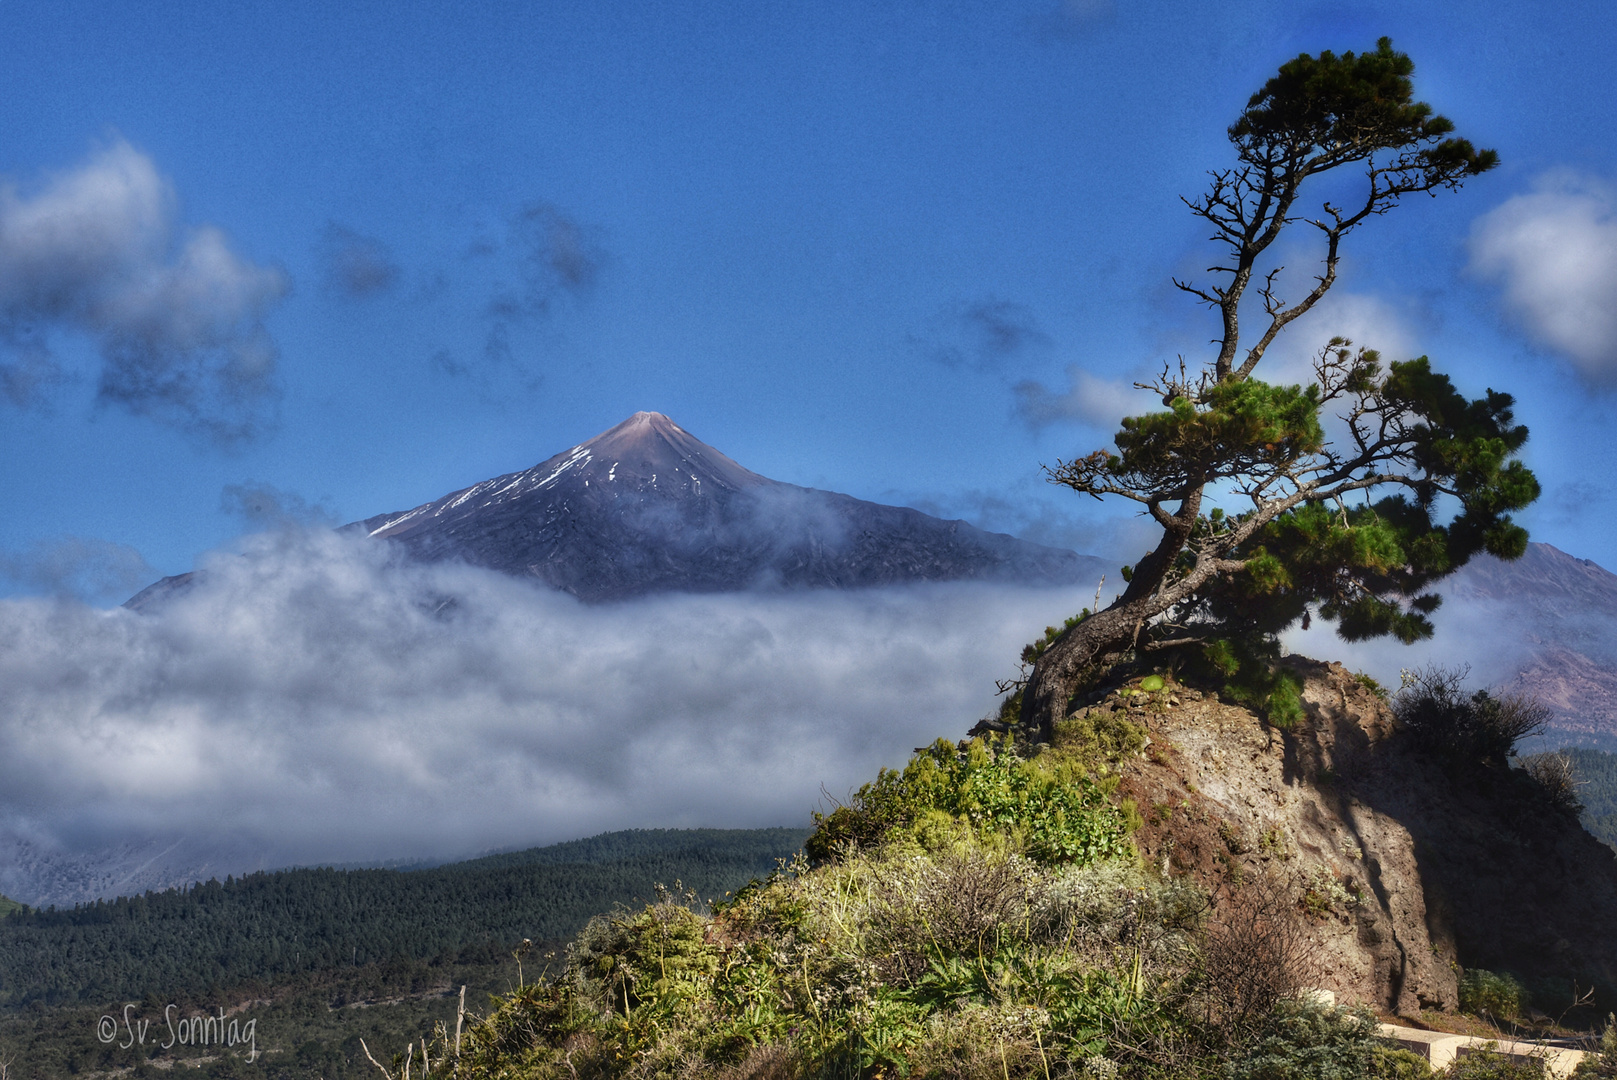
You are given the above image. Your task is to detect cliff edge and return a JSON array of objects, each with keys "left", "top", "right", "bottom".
[{"left": 1101, "top": 658, "right": 1617, "bottom": 1015}]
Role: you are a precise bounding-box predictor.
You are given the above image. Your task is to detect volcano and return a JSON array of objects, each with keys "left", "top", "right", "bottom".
[
  {"left": 129, "top": 412, "right": 1109, "bottom": 609},
  {"left": 347, "top": 412, "right": 1106, "bottom": 601}
]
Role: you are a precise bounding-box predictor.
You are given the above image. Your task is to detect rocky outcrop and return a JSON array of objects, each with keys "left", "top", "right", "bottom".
[{"left": 1105, "top": 659, "right": 1617, "bottom": 1014}]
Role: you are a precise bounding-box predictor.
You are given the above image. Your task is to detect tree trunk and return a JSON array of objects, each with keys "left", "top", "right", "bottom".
[
  {"left": 1018, "top": 603, "right": 1150, "bottom": 744},
  {"left": 1014, "top": 487, "right": 1214, "bottom": 743}
]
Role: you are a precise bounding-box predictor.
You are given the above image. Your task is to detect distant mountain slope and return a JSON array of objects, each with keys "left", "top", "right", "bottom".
[
  {"left": 350, "top": 411, "right": 1108, "bottom": 601},
  {"left": 1446, "top": 543, "right": 1617, "bottom": 748},
  {"left": 1449, "top": 541, "right": 1617, "bottom": 616},
  {"left": 0, "top": 827, "right": 810, "bottom": 1008},
  {"left": 0, "top": 832, "right": 278, "bottom": 910},
  {"left": 449, "top": 826, "right": 809, "bottom": 871}
]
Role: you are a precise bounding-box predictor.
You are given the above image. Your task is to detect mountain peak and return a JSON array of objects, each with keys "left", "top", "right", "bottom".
[
  {"left": 573, "top": 412, "right": 766, "bottom": 492},
  {"left": 337, "top": 412, "right": 1105, "bottom": 601},
  {"left": 586, "top": 411, "right": 678, "bottom": 445}
]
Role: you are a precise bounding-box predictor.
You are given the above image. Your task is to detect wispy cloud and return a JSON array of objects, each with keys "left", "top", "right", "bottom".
[
  {"left": 918, "top": 298, "right": 1050, "bottom": 370},
  {"left": 512, "top": 201, "right": 604, "bottom": 302},
  {"left": 220, "top": 481, "right": 340, "bottom": 529},
  {"left": 1471, "top": 172, "right": 1617, "bottom": 384},
  {"left": 895, "top": 480, "right": 1154, "bottom": 567},
  {"left": 0, "top": 535, "right": 155, "bottom": 605},
  {"left": 434, "top": 201, "right": 605, "bottom": 392},
  {"left": 1012, "top": 365, "right": 1145, "bottom": 429},
  {"left": 320, "top": 223, "right": 398, "bottom": 299},
  {"left": 1254, "top": 290, "right": 1420, "bottom": 387},
  {"left": 0, "top": 138, "right": 289, "bottom": 442},
  {"left": 0, "top": 529, "right": 1091, "bottom": 881},
  {"left": 1015, "top": 291, "right": 1417, "bottom": 440},
  {"left": 1035, "top": 0, "right": 1116, "bottom": 38}
]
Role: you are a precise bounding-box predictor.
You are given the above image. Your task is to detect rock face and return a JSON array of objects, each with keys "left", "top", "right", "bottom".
[
  {"left": 1108, "top": 660, "right": 1617, "bottom": 1013},
  {"left": 349, "top": 411, "right": 1108, "bottom": 601}
]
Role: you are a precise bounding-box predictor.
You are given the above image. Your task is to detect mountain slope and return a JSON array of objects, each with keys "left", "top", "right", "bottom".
[
  {"left": 129, "top": 412, "right": 1108, "bottom": 610},
  {"left": 350, "top": 412, "right": 1107, "bottom": 601},
  {"left": 1446, "top": 543, "right": 1617, "bottom": 748}
]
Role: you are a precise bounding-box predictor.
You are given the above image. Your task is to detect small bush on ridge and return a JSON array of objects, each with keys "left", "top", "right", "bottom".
[
  {"left": 1394, "top": 666, "right": 1549, "bottom": 765},
  {"left": 806, "top": 736, "right": 1132, "bottom": 867}
]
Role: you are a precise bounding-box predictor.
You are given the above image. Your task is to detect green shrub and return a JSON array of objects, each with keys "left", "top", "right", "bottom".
[
  {"left": 1459, "top": 968, "right": 1528, "bottom": 1021},
  {"left": 1356, "top": 672, "right": 1391, "bottom": 700},
  {"left": 1369, "top": 1043, "right": 1435, "bottom": 1079},
  {"left": 1444, "top": 1044, "right": 1546, "bottom": 1079},
  {"left": 443, "top": 843, "right": 1223, "bottom": 1080},
  {"left": 1192, "top": 638, "right": 1306, "bottom": 728},
  {"left": 1052, "top": 707, "right": 1148, "bottom": 770},
  {"left": 1394, "top": 666, "right": 1549, "bottom": 765},
  {"left": 806, "top": 736, "right": 1131, "bottom": 867},
  {"left": 1225, "top": 1000, "right": 1391, "bottom": 1080},
  {"left": 1573, "top": 1013, "right": 1617, "bottom": 1077}
]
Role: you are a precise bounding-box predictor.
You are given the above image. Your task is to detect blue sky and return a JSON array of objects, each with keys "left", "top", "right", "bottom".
[
  {"left": 3, "top": 0, "right": 1616, "bottom": 598},
  {"left": 10, "top": 1, "right": 1617, "bottom": 885}
]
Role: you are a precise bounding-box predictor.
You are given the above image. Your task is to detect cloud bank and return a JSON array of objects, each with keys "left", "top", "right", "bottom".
[
  {"left": 1471, "top": 172, "right": 1617, "bottom": 383},
  {"left": 0, "top": 139, "right": 289, "bottom": 441},
  {"left": 1282, "top": 594, "right": 1536, "bottom": 696},
  {"left": 0, "top": 530, "right": 1092, "bottom": 887}
]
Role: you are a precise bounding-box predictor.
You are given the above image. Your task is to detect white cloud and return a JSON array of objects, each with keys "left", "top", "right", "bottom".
[
  {"left": 1470, "top": 172, "right": 1617, "bottom": 383},
  {"left": 0, "top": 530, "right": 1095, "bottom": 882},
  {"left": 0, "top": 535, "right": 155, "bottom": 605},
  {"left": 1013, "top": 295, "right": 1417, "bottom": 434},
  {"left": 0, "top": 138, "right": 288, "bottom": 441},
  {"left": 1013, "top": 366, "right": 1148, "bottom": 429},
  {"left": 1254, "top": 290, "right": 1420, "bottom": 388},
  {"left": 1283, "top": 593, "right": 1535, "bottom": 701}
]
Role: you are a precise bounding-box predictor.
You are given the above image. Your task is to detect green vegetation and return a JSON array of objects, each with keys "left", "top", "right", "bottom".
[
  {"left": 0, "top": 955, "right": 508, "bottom": 1079},
  {"left": 0, "top": 892, "right": 22, "bottom": 917},
  {"left": 1458, "top": 969, "right": 1527, "bottom": 1023},
  {"left": 1574, "top": 1014, "right": 1617, "bottom": 1077},
  {"left": 1019, "top": 37, "right": 1536, "bottom": 741},
  {"left": 0, "top": 827, "right": 808, "bottom": 1009},
  {"left": 1393, "top": 667, "right": 1549, "bottom": 766},
  {"left": 805, "top": 733, "right": 1132, "bottom": 867},
  {"left": 400, "top": 734, "right": 1428, "bottom": 1080},
  {"left": 0, "top": 829, "right": 810, "bottom": 1078}
]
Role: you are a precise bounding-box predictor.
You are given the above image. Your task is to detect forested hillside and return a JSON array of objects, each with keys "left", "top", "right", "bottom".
[
  {"left": 1566, "top": 747, "right": 1617, "bottom": 850},
  {"left": 0, "top": 827, "right": 809, "bottom": 1009}
]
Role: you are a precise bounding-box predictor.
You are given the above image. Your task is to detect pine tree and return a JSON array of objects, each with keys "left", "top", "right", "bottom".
[{"left": 1017, "top": 38, "right": 1537, "bottom": 741}]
